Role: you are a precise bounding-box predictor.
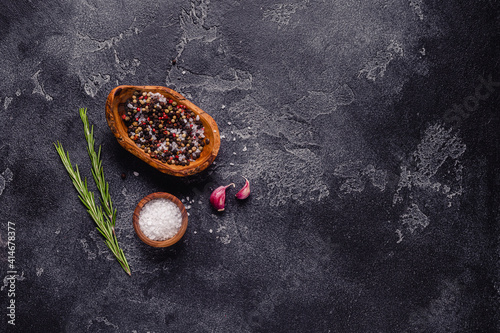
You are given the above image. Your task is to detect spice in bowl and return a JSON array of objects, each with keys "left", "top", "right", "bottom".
[
  {"left": 133, "top": 192, "right": 188, "bottom": 247},
  {"left": 138, "top": 199, "right": 182, "bottom": 241},
  {"left": 123, "top": 91, "right": 208, "bottom": 166}
]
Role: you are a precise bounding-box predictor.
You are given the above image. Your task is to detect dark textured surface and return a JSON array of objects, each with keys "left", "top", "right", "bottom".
[{"left": 0, "top": 1, "right": 499, "bottom": 332}]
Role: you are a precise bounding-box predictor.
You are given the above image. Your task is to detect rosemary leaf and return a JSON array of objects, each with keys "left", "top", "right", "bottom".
[
  {"left": 54, "top": 111, "right": 131, "bottom": 276},
  {"left": 80, "top": 108, "right": 115, "bottom": 222}
]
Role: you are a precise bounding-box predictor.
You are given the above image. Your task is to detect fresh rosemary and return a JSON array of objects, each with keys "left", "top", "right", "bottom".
[
  {"left": 54, "top": 108, "right": 131, "bottom": 275},
  {"left": 80, "top": 109, "right": 116, "bottom": 225}
]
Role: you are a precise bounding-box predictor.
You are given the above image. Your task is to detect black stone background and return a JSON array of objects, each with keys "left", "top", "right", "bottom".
[{"left": 0, "top": 0, "right": 499, "bottom": 332}]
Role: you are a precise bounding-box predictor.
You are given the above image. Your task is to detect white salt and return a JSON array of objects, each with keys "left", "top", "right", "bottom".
[{"left": 138, "top": 199, "right": 182, "bottom": 241}]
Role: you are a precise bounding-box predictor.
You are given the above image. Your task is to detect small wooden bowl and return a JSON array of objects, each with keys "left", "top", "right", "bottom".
[
  {"left": 132, "top": 192, "right": 188, "bottom": 247},
  {"left": 106, "top": 85, "right": 221, "bottom": 177}
]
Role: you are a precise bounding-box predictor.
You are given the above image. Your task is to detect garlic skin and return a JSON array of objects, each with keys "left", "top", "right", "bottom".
[
  {"left": 210, "top": 183, "right": 234, "bottom": 211},
  {"left": 235, "top": 177, "right": 250, "bottom": 200}
]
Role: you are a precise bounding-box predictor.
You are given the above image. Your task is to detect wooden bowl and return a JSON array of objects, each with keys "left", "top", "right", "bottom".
[
  {"left": 105, "top": 85, "right": 220, "bottom": 177},
  {"left": 132, "top": 192, "right": 188, "bottom": 247}
]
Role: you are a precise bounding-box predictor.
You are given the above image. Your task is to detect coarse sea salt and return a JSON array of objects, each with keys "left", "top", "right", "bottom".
[{"left": 138, "top": 199, "right": 182, "bottom": 241}]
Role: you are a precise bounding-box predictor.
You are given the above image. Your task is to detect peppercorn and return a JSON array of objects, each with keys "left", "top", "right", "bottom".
[{"left": 124, "top": 90, "right": 206, "bottom": 166}]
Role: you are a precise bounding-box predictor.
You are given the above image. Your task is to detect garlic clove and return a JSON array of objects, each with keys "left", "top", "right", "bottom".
[
  {"left": 235, "top": 177, "right": 250, "bottom": 200},
  {"left": 210, "top": 183, "right": 235, "bottom": 211}
]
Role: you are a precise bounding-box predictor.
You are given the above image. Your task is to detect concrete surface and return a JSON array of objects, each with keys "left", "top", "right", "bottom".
[{"left": 0, "top": 0, "right": 499, "bottom": 332}]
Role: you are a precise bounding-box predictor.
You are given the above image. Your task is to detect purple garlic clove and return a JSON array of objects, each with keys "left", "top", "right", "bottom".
[
  {"left": 235, "top": 177, "right": 250, "bottom": 200},
  {"left": 210, "top": 183, "right": 235, "bottom": 211}
]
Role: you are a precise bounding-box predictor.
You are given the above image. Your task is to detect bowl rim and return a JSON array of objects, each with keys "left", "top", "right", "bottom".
[
  {"left": 132, "top": 192, "right": 188, "bottom": 247},
  {"left": 105, "top": 85, "right": 221, "bottom": 177}
]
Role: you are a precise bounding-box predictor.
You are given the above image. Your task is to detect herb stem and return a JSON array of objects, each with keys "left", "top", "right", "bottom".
[
  {"left": 80, "top": 108, "right": 116, "bottom": 224},
  {"left": 54, "top": 108, "right": 131, "bottom": 276}
]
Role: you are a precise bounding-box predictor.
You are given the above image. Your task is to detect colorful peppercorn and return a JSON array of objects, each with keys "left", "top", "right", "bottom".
[{"left": 123, "top": 91, "right": 207, "bottom": 166}]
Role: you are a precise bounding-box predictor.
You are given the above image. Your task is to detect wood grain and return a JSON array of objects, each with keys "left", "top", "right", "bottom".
[
  {"left": 105, "top": 85, "right": 221, "bottom": 177},
  {"left": 132, "top": 192, "right": 188, "bottom": 247}
]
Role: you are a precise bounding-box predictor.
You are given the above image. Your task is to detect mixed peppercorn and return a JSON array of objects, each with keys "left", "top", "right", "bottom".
[{"left": 123, "top": 91, "right": 208, "bottom": 166}]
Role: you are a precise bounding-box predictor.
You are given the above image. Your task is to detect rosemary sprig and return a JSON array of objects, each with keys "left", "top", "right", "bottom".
[
  {"left": 80, "top": 108, "right": 116, "bottom": 226},
  {"left": 54, "top": 109, "right": 131, "bottom": 276}
]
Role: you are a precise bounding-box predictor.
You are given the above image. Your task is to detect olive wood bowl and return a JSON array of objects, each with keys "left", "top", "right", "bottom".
[
  {"left": 106, "top": 85, "right": 220, "bottom": 177},
  {"left": 132, "top": 192, "right": 188, "bottom": 247}
]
